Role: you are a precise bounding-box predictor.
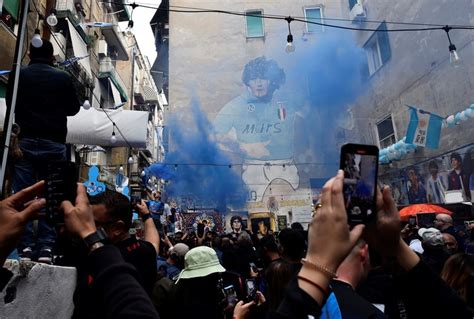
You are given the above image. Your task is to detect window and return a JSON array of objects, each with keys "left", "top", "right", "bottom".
[
  {"left": 363, "top": 22, "right": 391, "bottom": 76},
  {"left": 305, "top": 7, "right": 323, "bottom": 33},
  {"left": 246, "top": 10, "right": 264, "bottom": 38},
  {"left": 348, "top": 0, "right": 358, "bottom": 10},
  {"left": 376, "top": 115, "right": 397, "bottom": 148}
]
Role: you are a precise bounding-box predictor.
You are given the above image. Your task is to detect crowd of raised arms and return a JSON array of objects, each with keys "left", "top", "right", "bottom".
[{"left": 1, "top": 170, "right": 473, "bottom": 319}]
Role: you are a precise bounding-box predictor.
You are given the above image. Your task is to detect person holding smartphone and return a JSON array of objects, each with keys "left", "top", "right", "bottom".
[{"left": 267, "top": 170, "right": 472, "bottom": 319}]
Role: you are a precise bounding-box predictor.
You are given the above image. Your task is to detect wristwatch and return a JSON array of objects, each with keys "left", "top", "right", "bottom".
[
  {"left": 83, "top": 228, "right": 108, "bottom": 251},
  {"left": 142, "top": 213, "right": 152, "bottom": 222}
]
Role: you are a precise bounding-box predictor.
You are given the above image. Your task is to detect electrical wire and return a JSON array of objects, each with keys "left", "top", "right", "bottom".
[
  {"left": 30, "top": 1, "right": 135, "bottom": 149},
  {"left": 110, "top": 1, "right": 474, "bottom": 32}
]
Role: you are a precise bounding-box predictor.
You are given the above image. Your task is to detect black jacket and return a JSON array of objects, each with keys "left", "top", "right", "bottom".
[
  {"left": 84, "top": 245, "right": 159, "bottom": 318},
  {"left": 269, "top": 261, "right": 473, "bottom": 319},
  {"left": 7, "top": 62, "right": 80, "bottom": 143}
]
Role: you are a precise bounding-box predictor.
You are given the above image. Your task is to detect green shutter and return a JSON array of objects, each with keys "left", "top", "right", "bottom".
[
  {"left": 3, "top": 0, "right": 20, "bottom": 21},
  {"left": 0, "top": 82, "right": 6, "bottom": 98},
  {"left": 246, "top": 11, "right": 264, "bottom": 37},
  {"left": 306, "top": 8, "right": 322, "bottom": 32}
]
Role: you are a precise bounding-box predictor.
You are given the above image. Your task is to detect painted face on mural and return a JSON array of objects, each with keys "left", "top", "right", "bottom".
[
  {"left": 247, "top": 77, "right": 270, "bottom": 98},
  {"left": 232, "top": 218, "right": 242, "bottom": 232},
  {"left": 451, "top": 158, "right": 461, "bottom": 170}
]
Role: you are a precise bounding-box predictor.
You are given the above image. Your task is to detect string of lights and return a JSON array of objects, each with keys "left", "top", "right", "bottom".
[
  {"left": 114, "top": 1, "right": 473, "bottom": 60},
  {"left": 30, "top": 0, "right": 135, "bottom": 149},
  {"left": 116, "top": 1, "right": 474, "bottom": 32}
]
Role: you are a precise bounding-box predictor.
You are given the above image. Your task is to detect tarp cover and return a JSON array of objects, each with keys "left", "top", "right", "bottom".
[{"left": 66, "top": 107, "right": 148, "bottom": 147}]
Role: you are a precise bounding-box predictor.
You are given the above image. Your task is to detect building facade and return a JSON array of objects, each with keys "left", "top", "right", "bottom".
[
  {"left": 0, "top": 0, "right": 163, "bottom": 193},
  {"left": 345, "top": 0, "right": 474, "bottom": 206}
]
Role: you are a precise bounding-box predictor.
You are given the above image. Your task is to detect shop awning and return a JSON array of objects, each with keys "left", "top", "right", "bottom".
[
  {"left": 67, "top": 108, "right": 148, "bottom": 147},
  {"left": 67, "top": 19, "right": 92, "bottom": 80},
  {"left": 109, "top": 78, "right": 123, "bottom": 105},
  {"left": 101, "top": 25, "right": 129, "bottom": 61}
]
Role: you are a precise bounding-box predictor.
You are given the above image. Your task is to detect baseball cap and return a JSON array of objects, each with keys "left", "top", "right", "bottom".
[
  {"left": 175, "top": 246, "right": 225, "bottom": 283},
  {"left": 169, "top": 243, "right": 189, "bottom": 258},
  {"left": 418, "top": 227, "right": 444, "bottom": 246}
]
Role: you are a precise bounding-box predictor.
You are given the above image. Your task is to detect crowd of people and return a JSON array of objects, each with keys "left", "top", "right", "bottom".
[
  {"left": 0, "top": 170, "right": 473, "bottom": 318},
  {"left": 1, "top": 38, "right": 473, "bottom": 318}
]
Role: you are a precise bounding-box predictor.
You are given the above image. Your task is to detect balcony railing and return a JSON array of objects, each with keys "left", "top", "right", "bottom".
[{"left": 98, "top": 56, "right": 128, "bottom": 102}]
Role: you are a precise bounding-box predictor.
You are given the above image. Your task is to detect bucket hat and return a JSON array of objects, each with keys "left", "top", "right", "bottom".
[{"left": 175, "top": 246, "right": 225, "bottom": 283}]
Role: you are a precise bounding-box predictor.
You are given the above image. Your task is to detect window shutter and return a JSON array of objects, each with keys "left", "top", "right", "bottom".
[
  {"left": 246, "top": 11, "right": 264, "bottom": 37},
  {"left": 305, "top": 8, "right": 322, "bottom": 32},
  {"left": 3, "top": 0, "right": 19, "bottom": 21},
  {"left": 377, "top": 22, "right": 392, "bottom": 64}
]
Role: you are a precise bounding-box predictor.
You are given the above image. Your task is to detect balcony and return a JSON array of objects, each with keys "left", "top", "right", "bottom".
[
  {"left": 97, "top": 57, "right": 128, "bottom": 104},
  {"left": 105, "top": 0, "right": 131, "bottom": 22},
  {"left": 55, "top": 0, "right": 90, "bottom": 44},
  {"left": 101, "top": 15, "right": 129, "bottom": 61}
]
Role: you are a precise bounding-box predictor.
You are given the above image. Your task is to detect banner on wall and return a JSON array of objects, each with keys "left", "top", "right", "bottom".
[
  {"left": 181, "top": 211, "right": 224, "bottom": 233},
  {"left": 405, "top": 106, "right": 443, "bottom": 149},
  {"left": 379, "top": 144, "right": 474, "bottom": 205}
]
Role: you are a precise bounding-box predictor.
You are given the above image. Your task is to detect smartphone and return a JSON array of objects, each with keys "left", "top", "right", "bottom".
[
  {"left": 223, "top": 285, "right": 238, "bottom": 308},
  {"left": 245, "top": 279, "right": 257, "bottom": 302},
  {"left": 340, "top": 144, "right": 379, "bottom": 225},
  {"left": 197, "top": 223, "right": 205, "bottom": 237},
  {"left": 45, "top": 161, "right": 78, "bottom": 224},
  {"left": 131, "top": 192, "right": 141, "bottom": 206},
  {"left": 408, "top": 216, "right": 417, "bottom": 227}
]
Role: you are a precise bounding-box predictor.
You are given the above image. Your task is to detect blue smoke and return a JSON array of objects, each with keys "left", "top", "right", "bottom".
[
  {"left": 276, "top": 30, "right": 369, "bottom": 181},
  {"left": 158, "top": 98, "right": 248, "bottom": 210},
  {"left": 157, "top": 29, "right": 368, "bottom": 206}
]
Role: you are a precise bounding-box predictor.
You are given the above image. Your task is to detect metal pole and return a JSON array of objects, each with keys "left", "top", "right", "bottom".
[{"left": 0, "top": 0, "right": 30, "bottom": 195}]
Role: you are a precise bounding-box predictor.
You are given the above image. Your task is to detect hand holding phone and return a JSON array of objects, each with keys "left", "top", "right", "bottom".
[
  {"left": 340, "top": 144, "right": 379, "bottom": 225},
  {"left": 45, "top": 161, "right": 78, "bottom": 224}
]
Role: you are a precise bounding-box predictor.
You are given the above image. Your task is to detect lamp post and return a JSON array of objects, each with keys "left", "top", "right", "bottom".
[{"left": 0, "top": 0, "right": 31, "bottom": 195}]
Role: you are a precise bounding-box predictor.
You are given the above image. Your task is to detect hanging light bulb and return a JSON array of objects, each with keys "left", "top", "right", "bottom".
[
  {"left": 82, "top": 99, "right": 91, "bottom": 110},
  {"left": 284, "top": 16, "right": 295, "bottom": 54},
  {"left": 141, "top": 169, "right": 146, "bottom": 177},
  {"left": 119, "top": 165, "right": 124, "bottom": 172},
  {"left": 110, "top": 131, "right": 117, "bottom": 144},
  {"left": 147, "top": 178, "right": 152, "bottom": 184},
  {"left": 46, "top": 10, "right": 58, "bottom": 27},
  {"left": 285, "top": 34, "right": 295, "bottom": 53},
  {"left": 128, "top": 156, "right": 134, "bottom": 164},
  {"left": 31, "top": 29, "right": 43, "bottom": 48},
  {"left": 443, "top": 25, "right": 460, "bottom": 67},
  {"left": 449, "top": 44, "right": 460, "bottom": 67}
]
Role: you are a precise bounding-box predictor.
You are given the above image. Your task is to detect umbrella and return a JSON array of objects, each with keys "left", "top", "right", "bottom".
[{"left": 399, "top": 204, "right": 452, "bottom": 221}]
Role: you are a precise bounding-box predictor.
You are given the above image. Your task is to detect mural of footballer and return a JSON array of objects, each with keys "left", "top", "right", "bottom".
[{"left": 213, "top": 56, "right": 302, "bottom": 201}]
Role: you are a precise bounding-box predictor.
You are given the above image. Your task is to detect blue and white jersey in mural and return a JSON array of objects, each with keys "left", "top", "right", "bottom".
[{"left": 213, "top": 90, "right": 300, "bottom": 161}]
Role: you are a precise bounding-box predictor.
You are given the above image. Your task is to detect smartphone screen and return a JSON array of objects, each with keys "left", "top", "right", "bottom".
[
  {"left": 340, "top": 144, "right": 379, "bottom": 225},
  {"left": 245, "top": 279, "right": 256, "bottom": 301},
  {"left": 408, "top": 216, "right": 417, "bottom": 227}
]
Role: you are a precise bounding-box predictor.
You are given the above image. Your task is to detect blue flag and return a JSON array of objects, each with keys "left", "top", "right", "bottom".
[{"left": 405, "top": 106, "right": 443, "bottom": 149}]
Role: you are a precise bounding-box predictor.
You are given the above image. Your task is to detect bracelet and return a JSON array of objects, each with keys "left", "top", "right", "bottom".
[
  {"left": 142, "top": 214, "right": 152, "bottom": 222},
  {"left": 301, "top": 258, "right": 337, "bottom": 279},
  {"left": 297, "top": 274, "right": 329, "bottom": 296}
]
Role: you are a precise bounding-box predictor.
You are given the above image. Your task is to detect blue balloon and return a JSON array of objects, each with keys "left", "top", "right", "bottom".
[
  {"left": 455, "top": 113, "right": 462, "bottom": 123},
  {"left": 470, "top": 103, "right": 474, "bottom": 110}
]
